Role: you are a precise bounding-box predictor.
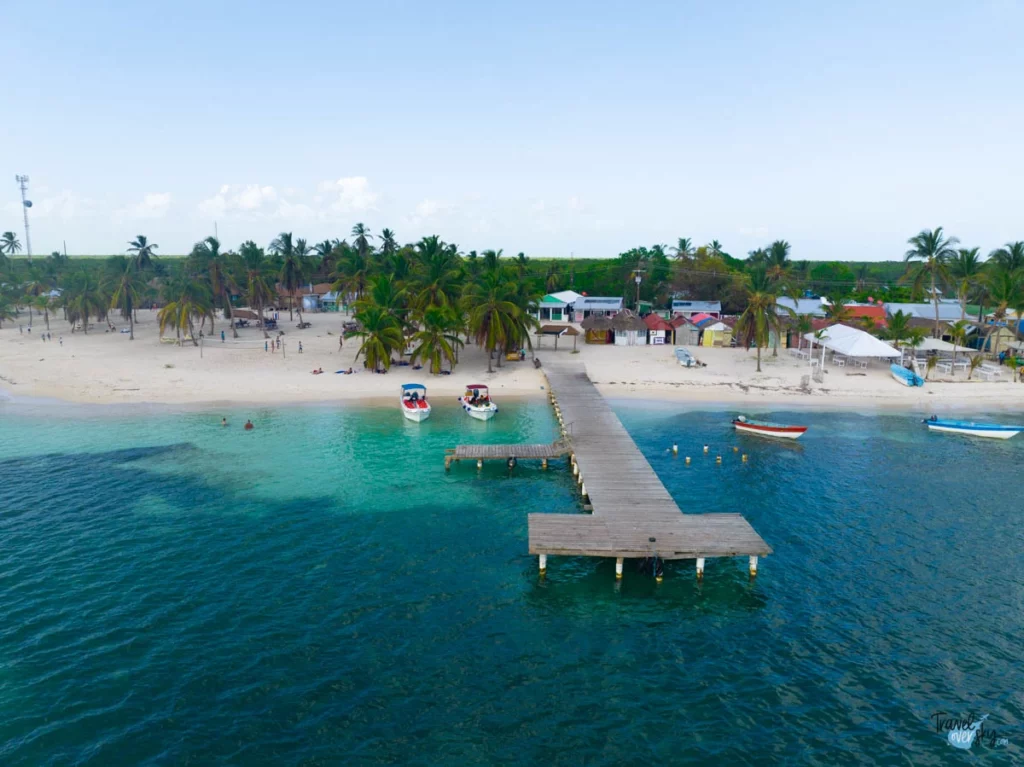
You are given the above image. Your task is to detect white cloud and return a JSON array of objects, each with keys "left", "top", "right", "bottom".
[
  {"left": 404, "top": 198, "right": 455, "bottom": 227},
  {"left": 6, "top": 190, "right": 98, "bottom": 220},
  {"left": 198, "top": 184, "right": 277, "bottom": 218},
  {"left": 118, "top": 192, "right": 171, "bottom": 220},
  {"left": 318, "top": 176, "right": 378, "bottom": 214}
]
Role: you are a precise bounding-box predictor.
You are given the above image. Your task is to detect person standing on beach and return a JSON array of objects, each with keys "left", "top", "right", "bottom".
[
  {"left": 19, "top": 325, "right": 22, "bottom": 334},
  {"left": 59, "top": 336, "right": 63, "bottom": 346},
  {"left": 221, "top": 330, "right": 225, "bottom": 342},
  {"left": 298, "top": 341, "right": 303, "bottom": 353},
  {"left": 265, "top": 340, "right": 268, "bottom": 352}
]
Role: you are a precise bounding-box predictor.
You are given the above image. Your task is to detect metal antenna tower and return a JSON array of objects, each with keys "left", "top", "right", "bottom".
[{"left": 15, "top": 175, "right": 32, "bottom": 261}]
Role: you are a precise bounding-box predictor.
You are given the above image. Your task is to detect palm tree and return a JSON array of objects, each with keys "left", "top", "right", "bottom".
[
  {"left": 63, "top": 271, "right": 106, "bottom": 333},
  {"left": 990, "top": 241, "right": 1024, "bottom": 274},
  {"left": 347, "top": 304, "right": 404, "bottom": 371},
  {"left": 671, "top": 237, "right": 695, "bottom": 261},
  {"left": 1, "top": 231, "right": 22, "bottom": 257},
  {"left": 794, "top": 313, "right": 813, "bottom": 351},
  {"left": 240, "top": 240, "right": 274, "bottom": 337},
  {"left": 708, "top": 240, "right": 724, "bottom": 258},
  {"left": 277, "top": 240, "right": 306, "bottom": 322},
  {"left": 127, "top": 235, "right": 158, "bottom": 271},
  {"left": 351, "top": 223, "right": 373, "bottom": 264},
  {"left": 747, "top": 247, "right": 768, "bottom": 266},
  {"left": 947, "top": 320, "right": 970, "bottom": 376},
  {"left": 903, "top": 227, "right": 957, "bottom": 338},
  {"left": 109, "top": 266, "right": 143, "bottom": 339},
  {"left": 158, "top": 277, "right": 214, "bottom": 346},
  {"left": 31, "top": 295, "right": 53, "bottom": 331},
  {"left": 410, "top": 306, "right": 464, "bottom": 374},
  {"left": 515, "top": 252, "right": 530, "bottom": 279},
  {"left": 766, "top": 240, "right": 791, "bottom": 283},
  {"left": 968, "top": 354, "right": 985, "bottom": 380},
  {"left": 883, "top": 310, "right": 915, "bottom": 348},
  {"left": 481, "top": 248, "right": 502, "bottom": 275},
  {"left": 948, "top": 247, "right": 985, "bottom": 321},
  {"left": 822, "top": 298, "right": 854, "bottom": 326},
  {"left": 379, "top": 229, "right": 398, "bottom": 260},
  {"left": 0, "top": 298, "right": 14, "bottom": 328},
  {"left": 462, "top": 272, "right": 520, "bottom": 373},
  {"left": 414, "top": 236, "right": 462, "bottom": 310},
  {"left": 981, "top": 269, "right": 1022, "bottom": 356},
  {"left": 545, "top": 261, "right": 562, "bottom": 293},
  {"left": 197, "top": 237, "right": 239, "bottom": 338},
  {"left": 735, "top": 269, "right": 783, "bottom": 373}
]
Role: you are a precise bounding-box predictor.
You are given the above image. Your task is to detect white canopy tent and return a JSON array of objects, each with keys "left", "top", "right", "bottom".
[
  {"left": 911, "top": 337, "right": 980, "bottom": 354},
  {"left": 804, "top": 324, "right": 899, "bottom": 368}
]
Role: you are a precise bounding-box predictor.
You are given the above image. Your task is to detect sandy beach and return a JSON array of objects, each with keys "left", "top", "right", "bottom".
[{"left": 2, "top": 310, "right": 1023, "bottom": 411}]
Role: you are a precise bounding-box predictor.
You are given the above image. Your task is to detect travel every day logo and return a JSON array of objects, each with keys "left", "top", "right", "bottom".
[{"left": 931, "top": 712, "right": 1010, "bottom": 750}]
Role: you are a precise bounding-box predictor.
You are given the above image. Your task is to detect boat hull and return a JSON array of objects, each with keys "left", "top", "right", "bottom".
[
  {"left": 401, "top": 402, "right": 431, "bottom": 422},
  {"left": 890, "top": 364, "right": 924, "bottom": 387},
  {"left": 733, "top": 421, "right": 807, "bottom": 439},
  {"left": 460, "top": 397, "right": 497, "bottom": 421},
  {"left": 926, "top": 424, "right": 1019, "bottom": 440}
]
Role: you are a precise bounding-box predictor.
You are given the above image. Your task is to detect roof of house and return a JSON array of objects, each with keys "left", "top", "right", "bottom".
[
  {"left": 670, "top": 300, "right": 721, "bottom": 313},
  {"left": 580, "top": 314, "right": 614, "bottom": 331},
  {"left": 885, "top": 302, "right": 964, "bottom": 322},
  {"left": 776, "top": 297, "right": 827, "bottom": 316},
  {"left": 548, "top": 290, "right": 583, "bottom": 304},
  {"left": 843, "top": 304, "right": 889, "bottom": 329},
  {"left": 538, "top": 324, "right": 580, "bottom": 336},
  {"left": 643, "top": 314, "right": 675, "bottom": 332},
  {"left": 670, "top": 315, "right": 697, "bottom": 329},
  {"left": 611, "top": 310, "right": 648, "bottom": 332},
  {"left": 576, "top": 296, "right": 624, "bottom": 310},
  {"left": 539, "top": 294, "right": 568, "bottom": 305},
  {"left": 690, "top": 312, "right": 714, "bottom": 325}
]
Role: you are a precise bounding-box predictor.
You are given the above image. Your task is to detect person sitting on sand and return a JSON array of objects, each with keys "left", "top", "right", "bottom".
[
  {"left": 312, "top": 368, "right": 324, "bottom": 375},
  {"left": 244, "top": 420, "right": 254, "bottom": 430}
]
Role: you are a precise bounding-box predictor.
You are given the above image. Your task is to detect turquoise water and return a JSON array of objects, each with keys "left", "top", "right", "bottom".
[{"left": 1, "top": 398, "right": 1022, "bottom": 764}]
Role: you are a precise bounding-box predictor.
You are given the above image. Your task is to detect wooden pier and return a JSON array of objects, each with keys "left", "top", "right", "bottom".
[
  {"left": 533, "top": 361, "right": 771, "bottom": 580},
  {"left": 444, "top": 439, "right": 572, "bottom": 470}
]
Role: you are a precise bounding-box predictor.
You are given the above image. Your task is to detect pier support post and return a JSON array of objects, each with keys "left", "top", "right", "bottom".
[
  {"left": 542, "top": 458, "right": 548, "bottom": 470},
  {"left": 696, "top": 557, "right": 705, "bottom": 580},
  {"left": 477, "top": 459, "right": 483, "bottom": 470},
  {"left": 573, "top": 462, "right": 578, "bottom": 476},
  {"left": 539, "top": 554, "right": 547, "bottom": 575},
  {"left": 749, "top": 556, "right": 758, "bottom": 577},
  {"left": 615, "top": 558, "right": 623, "bottom": 579},
  {"left": 581, "top": 483, "right": 587, "bottom": 498}
]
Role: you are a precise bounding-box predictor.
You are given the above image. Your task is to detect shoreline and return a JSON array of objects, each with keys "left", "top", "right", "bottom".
[{"left": 3, "top": 309, "right": 1023, "bottom": 416}]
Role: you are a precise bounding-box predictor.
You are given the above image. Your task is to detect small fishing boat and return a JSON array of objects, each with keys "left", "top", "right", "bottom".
[
  {"left": 675, "top": 347, "right": 697, "bottom": 368},
  {"left": 732, "top": 415, "right": 808, "bottom": 439},
  {"left": 891, "top": 363, "right": 925, "bottom": 387},
  {"left": 400, "top": 383, "right": 431, "bottom": 422},
  {"left": 459, "top": 384, "right": 498, "bottom": 421},
  {"left": 923, "top": 417, "right": 1022, "bottom": 440}
]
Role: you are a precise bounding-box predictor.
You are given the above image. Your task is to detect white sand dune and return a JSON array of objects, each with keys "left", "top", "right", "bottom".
[{"left": 1, "top": 310, "right": 1022, "bottom": 411}]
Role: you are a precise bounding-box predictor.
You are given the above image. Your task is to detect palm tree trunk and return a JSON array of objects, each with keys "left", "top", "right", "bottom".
[
  {"left": 772, "top": 332, "right": 779, "bottom": 357},
  {"left": 289, "top": 294, "right": 294, "bottom": 322},
  {"left": 932, "top": 272, "right": 939, "bottom": 339},
  {"left": 486, "top": 344, "right": 494, "bottom": 373},
  {"left": 44, "top": 309, "right": 50, "bottom": 331},
  {"left": 756, "top": 343, "right": 762, "bottom": 373}
]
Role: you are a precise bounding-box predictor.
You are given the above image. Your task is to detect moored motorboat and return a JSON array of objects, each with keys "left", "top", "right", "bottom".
[
  {"left": 732, "top": 415, "right": 808, "bottom": 439},
  {"left": 459, "top": 384, "right": 497, "bottom": 421},
  {"left": 891, "top": 363, "right": 925, "bottom": 387},
  {"left": 400, "top": 383, "right": 431, "bottom": 422},
  {"left": 923, "top": 417, "right": 1021, "bottom": 440}
]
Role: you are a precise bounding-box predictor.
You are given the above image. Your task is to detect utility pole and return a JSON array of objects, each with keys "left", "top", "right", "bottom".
[
  {"left": 569, "top": 251, "right": 574, "bottom": 289},
  {"left": 15, "top": 175, "right": 32, "bottom": 261},
  {"left": 632, "top": 268, "right": 645, "bottom": 311}
]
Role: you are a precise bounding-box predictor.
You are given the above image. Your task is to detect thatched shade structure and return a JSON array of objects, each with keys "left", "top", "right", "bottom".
[
  {"left": 536, "top": 324, "right": 580, "bottom": 351},
  {"left": 580, "top": 314, "right": 613, "bottom": 344},
  {"left": 610, "top": 310, "right": 648, "bottom": 332}
]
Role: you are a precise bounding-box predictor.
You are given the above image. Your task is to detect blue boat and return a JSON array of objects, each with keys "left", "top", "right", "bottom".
[
  {"left": 890, "top": 363, "right": 924, "bottom": 387},
  {"left": 923, "top": 417, "right": 1022, "bottom": 440}
]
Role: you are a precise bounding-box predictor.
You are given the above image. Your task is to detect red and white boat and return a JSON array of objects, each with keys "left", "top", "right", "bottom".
[
  {"left": 401, "top": 383, "right": 431, "bottom": 422},
  {"left": 459, "top": 384, "right": 498, "bottom": 421},
  {"left": 732, "top": 415, "right": 807, "bottom": 439}
]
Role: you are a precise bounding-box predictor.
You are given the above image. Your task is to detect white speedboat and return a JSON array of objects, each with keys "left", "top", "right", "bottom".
[
  {"left": 923, "top": 417, "right": 1021, "bottom": 440},
  {"left": 459, "top": 384, "right": 498, "bottom": 421},
  {"left": 400, "top": 383, "right": 431, "bottom": 422}
]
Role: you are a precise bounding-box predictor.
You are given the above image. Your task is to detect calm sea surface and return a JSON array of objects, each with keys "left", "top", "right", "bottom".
[{"left": 0, "top": 398, "right": 1022, "bottom": 765}]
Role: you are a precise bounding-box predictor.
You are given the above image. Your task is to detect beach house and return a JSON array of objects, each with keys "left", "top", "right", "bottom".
[
  {"left": 843, "top": 304, "right": 889, "bottom": 331},
  {"left": 776, "top": 297, "right": 827, "bottom": 317},
  {"left": 884, "top": 301, "right": 964, "bottom": 323},
  {"left": 670, "top": 299, "right": 721, "bottom": 319},
  {"left": 700, "top": 318, "right": 734, "bottom": 347},
  {"left": 573, "top": 297, "right": 623, "bottom": 322},
  {"left": 671, "top": 315, "right": 701, "bottom": 346},
  {"left": 531, "top": 290, "right": 583, "bottom": 323},
  {"left": 611, "top": 310, "right": 649, "bottom": 346},
  {"left": 643, "top": 313, "right": 675, "bottom": 345}
]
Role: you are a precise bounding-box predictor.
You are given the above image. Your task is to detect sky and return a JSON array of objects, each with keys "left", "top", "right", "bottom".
[{"left": 3, "top": 0, "right": 1023, "bottom": 260}]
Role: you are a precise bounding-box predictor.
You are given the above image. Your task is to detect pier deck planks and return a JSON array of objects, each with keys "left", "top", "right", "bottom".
[{"left": 529, "top": 361, "right": 772, "bottom": 562}]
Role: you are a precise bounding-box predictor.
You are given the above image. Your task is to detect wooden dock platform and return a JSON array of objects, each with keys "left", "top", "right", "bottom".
[
  {"left": 444, "top": 439, "right": 571, "bottom": 469},
  {"left": 531, "top": 361, "right": 772, "bottom": 579}
]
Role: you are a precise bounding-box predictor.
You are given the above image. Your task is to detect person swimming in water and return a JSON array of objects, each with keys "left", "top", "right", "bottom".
[
  {"left": 244, "top": 419, "right": 254, "bottom": 430},
  {"left": 221, "top": 417, "right": 228, "bottom": 427}
]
